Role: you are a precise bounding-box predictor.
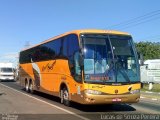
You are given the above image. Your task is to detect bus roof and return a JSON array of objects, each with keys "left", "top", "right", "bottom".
[{"left": 21, "top": 29, "right": 130, "bottom": 52}]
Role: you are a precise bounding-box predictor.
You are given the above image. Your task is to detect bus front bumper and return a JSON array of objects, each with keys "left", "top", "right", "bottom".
[{"left": 83, "top": 93, "right": 140, "bottom": 105}]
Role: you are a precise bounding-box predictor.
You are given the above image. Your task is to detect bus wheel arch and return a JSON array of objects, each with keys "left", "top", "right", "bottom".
[{"left": 60, "top": 83, "right": 70, "bottom": 106}]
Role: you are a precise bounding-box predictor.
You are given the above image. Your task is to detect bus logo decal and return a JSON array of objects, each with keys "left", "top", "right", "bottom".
[
  {"left": 42, "top": 61, "right": 56, "bottom": 72},
  {"left": 115, "top": 89, "right": 118, "bottom": 94}
]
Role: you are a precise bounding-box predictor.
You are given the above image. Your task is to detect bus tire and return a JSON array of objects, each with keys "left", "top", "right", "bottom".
[
  {"left": 60, "top": 89, "right": 64, "bottom": 104},
  {"left": 29, "top": 80, "right": 34, "bottom": 94},
  {"left": 61, "top": 88, "right": 70, "bottom": 106},
  {"left": 25, "top": 80, "right": 29, "bottom": 93}
]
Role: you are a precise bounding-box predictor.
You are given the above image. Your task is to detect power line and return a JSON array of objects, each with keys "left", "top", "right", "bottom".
[
  {"left": 108, "top": 10, "right": 160, "bottom": 29},
  {"left": 138, "top": 34, "right": 160, "bottom": 40},
  {"left": 116, "top": 16, "right": 160, "bottom": 30},
  {"left": 107, "top": 10, "right": 160, "bottom": 30}
]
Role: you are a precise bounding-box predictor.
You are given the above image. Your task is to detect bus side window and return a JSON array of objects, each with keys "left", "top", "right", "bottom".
[{"left": 65, "top": 34, "right": 82, "bottom": 82}]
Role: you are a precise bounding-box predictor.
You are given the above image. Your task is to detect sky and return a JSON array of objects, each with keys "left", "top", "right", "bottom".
[{"left": 0, "top": 0, "right": 160, "bottom": 65}]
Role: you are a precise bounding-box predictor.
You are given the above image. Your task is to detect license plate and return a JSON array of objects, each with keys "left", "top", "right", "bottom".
[{"left": 112, "top": 98, "right": 121, "bottom": 102}]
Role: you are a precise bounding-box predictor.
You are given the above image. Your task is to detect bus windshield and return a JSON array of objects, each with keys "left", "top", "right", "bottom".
[{"left": 81, "top": 34, "right": 140, "bottom": 84}]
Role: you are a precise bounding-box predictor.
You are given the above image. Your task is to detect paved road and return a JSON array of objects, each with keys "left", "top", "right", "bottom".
[{"left": 0, "top": 81, "right": 160, "bottom": 120}]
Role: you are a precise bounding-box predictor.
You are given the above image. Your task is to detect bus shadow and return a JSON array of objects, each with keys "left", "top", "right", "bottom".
[
  {"left": 71, "top": 102, "right": 136, "bottom": 112},
  {"left": 28, "top": 90, "right": 136, "bottom": 112}
]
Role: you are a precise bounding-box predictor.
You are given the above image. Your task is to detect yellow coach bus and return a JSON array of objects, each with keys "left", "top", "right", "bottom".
[{"left": 19, "top": 29, "right": 141, "bottom": 106}]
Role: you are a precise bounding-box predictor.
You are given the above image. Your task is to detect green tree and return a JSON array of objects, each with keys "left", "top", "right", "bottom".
[{"left": 135, "top": 42, "right": 160, "bottom": 60}]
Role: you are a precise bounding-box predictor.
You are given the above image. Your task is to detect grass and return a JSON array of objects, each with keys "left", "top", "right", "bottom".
[{"left": 141, "top": 83, "right": 160, "bottom": 92}]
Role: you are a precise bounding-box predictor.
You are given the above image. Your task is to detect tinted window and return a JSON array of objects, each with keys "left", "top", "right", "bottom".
[
  {"left": 30, "top": 39, "right": 62, "bottom": 62},
  {"left": 67, "top": 34, "right": 79, "bottom": 57},
  {"left": 62, "top": 37, "right": 68, "bottom": 57},
  {"left": 62, "top": 34, "right": 79, "bottom": 58},
  {"left": 31, "top": 46, "right": 42, "bottom": 62},
  {"left": 64, "top": 34, "right": 79, "bottom": 75},
  {"left": 41, "top": 39, "right": 61, "bottom": 58},
  {"left": 19, "top": 49, "right": 32, "bottom": 64},
  {"left": 19, "top": 34, "right": 79, "bottom": 64}
]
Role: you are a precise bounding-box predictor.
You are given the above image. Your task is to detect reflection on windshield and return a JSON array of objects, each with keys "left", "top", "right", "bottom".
[
  {"left": 110, "top": 35, "right": 139, "bottom": 83},
  {"left": 82, "top": 34, "right": 139, "bottom": 84},
  {"left": 83, "top": 38, "right": 108, "bottom": 73}
]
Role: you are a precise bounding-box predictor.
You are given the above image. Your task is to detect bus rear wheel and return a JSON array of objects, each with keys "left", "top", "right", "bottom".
[
  {"left": 29, "top": 81, "right": 34, "bottom": 94},
  {"left": 25, "top": 81, "right": 29, "bottom": 93},
  {"left": 60, "top": 88, "right": 70, "bottom": 106}
]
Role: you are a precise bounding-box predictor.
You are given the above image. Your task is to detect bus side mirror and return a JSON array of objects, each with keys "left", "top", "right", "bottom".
[{"left": 138, "top": 52, "right": 144, "bottom": 66}]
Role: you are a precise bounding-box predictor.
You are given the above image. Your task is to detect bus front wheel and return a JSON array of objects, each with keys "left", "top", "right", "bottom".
[{"left": 60, "top": 88, "right": 70, "bottom": 106}]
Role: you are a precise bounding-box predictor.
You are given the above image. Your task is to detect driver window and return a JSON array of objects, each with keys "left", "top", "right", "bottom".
[
  {"left": 74, "top": 51, "right": 81, "bottom": 75},
  {"left": 74, "top": 51, "right": 82, "bottom": 82}
]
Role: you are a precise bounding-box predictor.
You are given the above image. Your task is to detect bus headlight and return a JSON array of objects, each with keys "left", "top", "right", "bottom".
[
  {"left": 85, "top": 89, "right": 102, "bottom": 95},
  {"left": 130, "top": 90, "right": 140, "bottom": 94}
]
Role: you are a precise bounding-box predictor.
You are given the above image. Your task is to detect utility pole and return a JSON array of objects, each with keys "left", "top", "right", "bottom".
[{"left": 24, "top": 41, "right": 31, "bottom": 49}]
